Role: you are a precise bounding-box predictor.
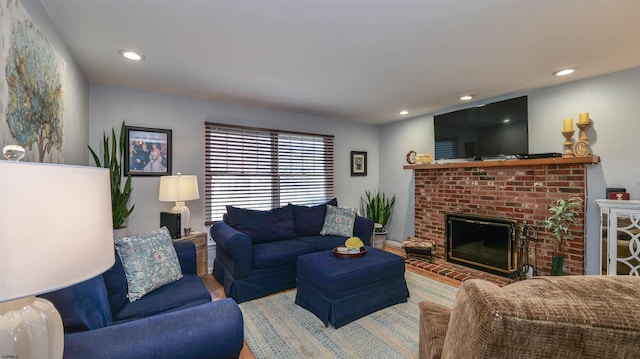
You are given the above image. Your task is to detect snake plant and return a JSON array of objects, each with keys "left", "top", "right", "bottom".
[
  {"left": 88, "top": 122, "right": 134, "bottom": 229},
  {"left": 362, "top": 190, "right": 396, "bottom": 233}
]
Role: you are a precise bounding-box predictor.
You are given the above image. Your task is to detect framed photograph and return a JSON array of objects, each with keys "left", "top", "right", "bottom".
[
  {"left": 124, "top": 126, "right": 172, "bottom": 176},
  {"left": 350, "top": 151, "right": 367, "bottom": 176}
]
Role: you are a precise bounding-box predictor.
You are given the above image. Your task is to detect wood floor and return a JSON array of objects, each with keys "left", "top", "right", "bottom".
[{"left": 200, "top": 244, "right": 462, "bottom": 359}]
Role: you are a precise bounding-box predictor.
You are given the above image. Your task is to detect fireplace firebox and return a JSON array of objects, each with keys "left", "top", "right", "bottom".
[{"left": 446, "top": 213, "right": 518, "bottom": 277}]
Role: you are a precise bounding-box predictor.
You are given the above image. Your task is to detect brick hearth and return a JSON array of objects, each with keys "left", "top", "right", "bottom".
[
  {"left": 406, "top": 157, "right": 600, "bottom": 276},
  {"left": 405, "top": 256, "right": 511, "bottom": 286}
]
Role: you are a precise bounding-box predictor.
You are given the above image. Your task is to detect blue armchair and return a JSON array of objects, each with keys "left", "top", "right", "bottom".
[{"left": 40, "top": 240, "right": 244, "bottom": 359}]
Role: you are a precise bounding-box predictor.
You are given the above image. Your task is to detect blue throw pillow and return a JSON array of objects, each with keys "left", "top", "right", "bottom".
[
  {"left": 114, "top": 227, "right": 183, "bottom": 302},
  {"left": 39, "top": 275, "right": 113, "bottom": 333},
  {"left": 226, "top": 205, "right": 296, "bottom": 243},
  {"left": 101, "top": 252, "right": 128, "bottom": 315},
  {"left": 320, "top": 204, "right": 357, "bottom": 237},
  {"left": 291, "top": 198, "right": 338, "bottom": 236}
]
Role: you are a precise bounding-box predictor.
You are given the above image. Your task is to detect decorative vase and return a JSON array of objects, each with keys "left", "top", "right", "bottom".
[{"left": 551, "top": 255, "right": 564, "bottom": 276}]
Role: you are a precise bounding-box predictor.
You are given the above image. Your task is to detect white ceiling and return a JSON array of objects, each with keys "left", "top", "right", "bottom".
[{"left": 40, "top": 0, "right": 640, "bottom": 125}]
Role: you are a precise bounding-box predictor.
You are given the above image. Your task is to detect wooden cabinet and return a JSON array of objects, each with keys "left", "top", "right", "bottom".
[
  {"left": 174, "top": 231, "right": 208, "bottom": 276},
  {"left": 596, "top": 200, "right": 640, "bottom": 276}
]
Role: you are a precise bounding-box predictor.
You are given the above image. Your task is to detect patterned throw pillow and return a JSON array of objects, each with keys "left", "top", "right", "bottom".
[
  {"left": 320, "top": 204, "right": 357, "bottom": 237},
  {"left": 114, "top": 227, "right": 183, "bottom": 302}
]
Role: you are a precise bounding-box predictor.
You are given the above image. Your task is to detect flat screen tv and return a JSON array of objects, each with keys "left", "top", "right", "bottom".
[{"left": 434, "top": 96, "right": 528, "bottom": 160}]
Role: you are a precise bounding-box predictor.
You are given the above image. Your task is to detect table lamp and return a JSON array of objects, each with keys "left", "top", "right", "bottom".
[
  {"left": 159, "top": 173, "right": 200, "bottom": 236},
  {"left": 0, "top": 161, "right": 115, "bottom": 359}
]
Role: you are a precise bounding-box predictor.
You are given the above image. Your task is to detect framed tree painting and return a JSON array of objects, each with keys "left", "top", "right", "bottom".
[
  {"left": 350, "top": 151, "right": 367, "bottom": 176},
  {"left": 124, "top": 126, "right": 172, "bottom": 176}
]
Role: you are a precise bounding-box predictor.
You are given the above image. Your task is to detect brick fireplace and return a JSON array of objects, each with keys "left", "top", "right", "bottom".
[{"left": 406, "top": 156, "right": 600, "bottom": 276}]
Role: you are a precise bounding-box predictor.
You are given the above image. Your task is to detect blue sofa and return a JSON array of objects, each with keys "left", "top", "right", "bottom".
[
  {"left": 40, "top": 240, "right": 244, "bottom": 359},
  {"left": 211, "top": 201, "right": 374, "bottom": 303}
]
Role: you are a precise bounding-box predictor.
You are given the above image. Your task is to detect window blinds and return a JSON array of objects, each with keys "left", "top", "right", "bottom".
[{"left": 204, "top": 122, "right": 335, "bottom": 223}]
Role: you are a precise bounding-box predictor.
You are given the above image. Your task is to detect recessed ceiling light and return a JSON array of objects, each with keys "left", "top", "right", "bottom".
[
  {"left": 553, "top": 68, "right": 575, "bottom": 76},
  {"left": 119, "top": 50, "right": 145, "bottom": 61},
  {"left": 503, "top": 119, "right": 511, "bottom": 123},
  {"left": 460, "top": 95, "right": 473, "bottom": 101},
  {"left": 399, "top": 110, "right": 409, "bottom": 115}
]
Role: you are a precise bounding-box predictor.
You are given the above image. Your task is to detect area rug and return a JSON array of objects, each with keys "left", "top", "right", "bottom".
[{"left": 239, "top": 271, "right": 458, "bottom": 359}]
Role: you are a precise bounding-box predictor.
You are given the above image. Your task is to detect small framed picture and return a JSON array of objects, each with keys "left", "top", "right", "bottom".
[
  {"left": 350, "top": 151, "right": 367, "bottom": 176},
  {"left": 124, "top": 126, "right": 172, "bottom": 176}
]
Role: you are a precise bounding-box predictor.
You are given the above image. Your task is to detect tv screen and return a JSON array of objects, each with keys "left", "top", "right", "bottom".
[{"left": 434, "top": 96, "right": 528, "bottom": 160}]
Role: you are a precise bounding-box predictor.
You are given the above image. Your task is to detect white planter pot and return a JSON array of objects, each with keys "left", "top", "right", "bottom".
[
  {"left": 372, "top": 231, "right": 387, "bottom": 249},
  {"left": 113, "top": 227, "right": 130, "bottom": 238}
]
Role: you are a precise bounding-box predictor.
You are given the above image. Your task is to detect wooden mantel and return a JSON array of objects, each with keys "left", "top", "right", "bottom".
[{"left": 403, "top": 155, "right": 600, "bottom": 170}]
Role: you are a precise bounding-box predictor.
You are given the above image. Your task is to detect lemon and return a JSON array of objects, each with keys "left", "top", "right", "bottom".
[{"left": 345, "top": 236, "right": 364, "bottom": 249}]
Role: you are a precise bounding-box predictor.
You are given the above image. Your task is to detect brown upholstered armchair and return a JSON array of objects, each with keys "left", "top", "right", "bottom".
[{"left": 419, "top": 276, "right": 640, "bottom": 358}]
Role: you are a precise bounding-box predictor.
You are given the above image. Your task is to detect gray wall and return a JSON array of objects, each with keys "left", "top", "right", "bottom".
[
  {"left": 89, "top": 84, "right": 380, "bottom": 235},
  {"left": 380, "top": 66, "right": 640, "bottom": 274}
]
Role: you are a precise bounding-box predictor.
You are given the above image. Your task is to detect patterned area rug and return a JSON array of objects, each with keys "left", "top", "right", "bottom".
[{"left": 239, "top": 271, "right": 458, "bottom": 358}]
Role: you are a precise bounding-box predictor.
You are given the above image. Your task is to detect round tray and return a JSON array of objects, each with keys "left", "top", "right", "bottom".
[{"left": 333, "top": 246, "right": 367, "bottom": 259}]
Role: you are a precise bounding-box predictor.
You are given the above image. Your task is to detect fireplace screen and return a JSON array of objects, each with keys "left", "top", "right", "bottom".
[{"left": 446, "top": 213, "right": 517, "bottom": 277}]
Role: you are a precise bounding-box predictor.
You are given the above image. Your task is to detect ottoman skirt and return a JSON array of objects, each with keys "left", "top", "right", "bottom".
[{"left": 295, "top": 246, "right": 409, "bottom": 328}]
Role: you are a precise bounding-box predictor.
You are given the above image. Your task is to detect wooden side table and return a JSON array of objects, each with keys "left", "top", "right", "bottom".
[{"left": 174, "top": 231, "right": 208, "bottom": 276}]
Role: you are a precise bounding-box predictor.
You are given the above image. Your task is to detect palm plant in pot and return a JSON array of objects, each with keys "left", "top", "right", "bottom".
[
  {"left": 544, "top": 196, "right": 582, "bottom": 276},
  {"left": 362, "top": 190, "right": 396, "bottom": 249},
  {"left": 88, "top": 122, "right": 134, "bottom": 233}
]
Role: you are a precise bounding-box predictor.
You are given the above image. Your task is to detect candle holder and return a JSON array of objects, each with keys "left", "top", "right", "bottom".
[
  {"left": 562, "top": 130, "right": 575, "bottom": 157},
  {"left": 576, "top": 119, "right": 591, "bottom": 143}
]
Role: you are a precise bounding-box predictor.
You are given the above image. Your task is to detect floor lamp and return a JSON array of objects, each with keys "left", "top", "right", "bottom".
[
  {"left": 159, "top": 173, "right": 200, "bottom": 236},
  {"left": 0, "top": 161, "right": 115, "bottom": 359}
]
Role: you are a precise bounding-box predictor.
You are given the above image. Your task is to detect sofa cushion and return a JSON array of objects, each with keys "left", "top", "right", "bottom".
[
  {"left": 111, "top": 274, "right": 212, "bottom": 322},
  {"left": 252, "top": 239, "right": 315, "bottom": 269},
  {"left": 39, "top": 275, "right": 113, "bottom": 333},
  {"left": 226, "top": 205, "right": 296, "bottom": 244},
  {"left": 114, "top": 227, "right": 183, "bottom": 302},
  {"left": 320, "top": 204, "right": 356, "bottom": 237},
  {"left": 296, "top": 234, "right": 348, "bottom": 252},
  {"left": 101, "top": 251, "right": 128, "bottom": 315},
  {"left": 291, "top": 198, "right": 338, "bottom": 236}
]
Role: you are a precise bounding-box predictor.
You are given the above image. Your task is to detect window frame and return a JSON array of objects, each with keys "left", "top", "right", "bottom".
[{"left": 204, "top": 122, "right": 335, "bottom": 224}]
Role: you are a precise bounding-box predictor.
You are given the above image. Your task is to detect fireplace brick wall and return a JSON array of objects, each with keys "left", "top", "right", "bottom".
[{"left": 413, "top": 162, "right": 589, "bottom": 276}]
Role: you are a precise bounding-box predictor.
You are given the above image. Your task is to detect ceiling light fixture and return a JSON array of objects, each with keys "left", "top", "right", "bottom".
[
  {"left": 119, "top": 50, "right": 145, "bottom": 61},
  {"left": 399, "top": 110, "right": 409, "bottom": 115},
  {"left": 553, "top": 68, "right": 575, "bottom": 76},
  {"left": 460, "top": 95, "right": 473, "bottom": 101}
]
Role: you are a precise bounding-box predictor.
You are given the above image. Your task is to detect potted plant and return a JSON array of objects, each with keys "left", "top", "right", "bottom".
[
  {"left": 89, "top": 122, "right": 134, "bottom": 233},
  {"left": 362, "top": 190, "right": 396, "bottom": 249},
  {"left": 544, "top": 196, "right": 582, "bottom": 276}
]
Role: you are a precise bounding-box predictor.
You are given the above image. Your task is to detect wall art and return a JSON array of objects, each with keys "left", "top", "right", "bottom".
[
  {"left": 1, "top": 0, "right": 65, "bottom": 163},
  {"left": 124, "top": 126, "right": 172, "bottom": 176},
  {"left": 350, "top": 151, "right": 367, "bottom": 176}
]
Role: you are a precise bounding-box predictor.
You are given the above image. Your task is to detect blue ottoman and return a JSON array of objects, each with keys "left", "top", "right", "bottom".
[{"left": 295, "top": 246, "right": 408, "bottom": 328}]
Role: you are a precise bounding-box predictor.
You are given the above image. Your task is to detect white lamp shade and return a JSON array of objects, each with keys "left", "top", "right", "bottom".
[
  {"left": 158, "top": 174, "right": 200, "bottom": 202},
  {"left": 0, "top": 162, "right": 115, "bottom": 302}
]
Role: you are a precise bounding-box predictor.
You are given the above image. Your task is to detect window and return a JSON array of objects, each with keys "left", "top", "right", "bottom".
[{"left": 205, "top": 122, "right": 335, "bottom": 223}]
